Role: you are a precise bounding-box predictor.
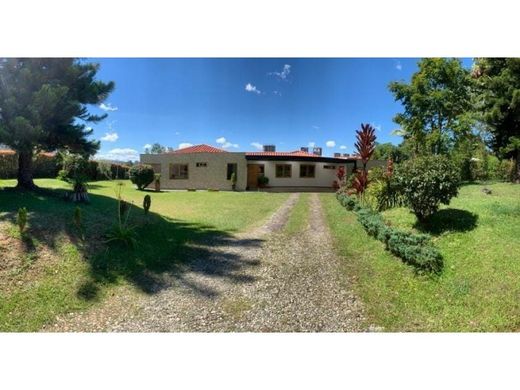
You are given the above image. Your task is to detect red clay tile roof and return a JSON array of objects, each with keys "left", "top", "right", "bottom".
[
  {"left": 169, "top": 144, "right": 227, "bottom": 154},
  {"left": 0, "top": 149, "right": 55, "bottom": 157}
]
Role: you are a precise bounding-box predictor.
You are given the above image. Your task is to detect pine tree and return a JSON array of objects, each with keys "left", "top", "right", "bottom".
[{"left": 0, "top": 58, "right": 114, "bottom": 189}]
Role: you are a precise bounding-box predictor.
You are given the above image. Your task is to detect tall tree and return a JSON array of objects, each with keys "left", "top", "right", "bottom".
[
  {"left": 150, "top": 143, "right": 166, "bottom": 154},
  {"left": 0, "top": 58, "right": 114, "bottom": 189},
  {"left": 389, "top": 58, "right": 473, "bottom": 155},
  {"left": 473, "top": 58, "right": 520, "bottom": 182}
]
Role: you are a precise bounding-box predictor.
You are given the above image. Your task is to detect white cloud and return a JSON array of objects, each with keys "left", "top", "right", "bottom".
[
  {"left": 245, "top": 83, "right": 261, "bottom": 94},
  {"left": 395, "top": 60, "right": 402, "bottom": 71},
  {"left": 269, "top": 64, "right": 291, "bottom": 80},
  {"left": 312, "top": 125, "right": 320, "bottom": 130},
  {"left": 308, "top": 141, "right": 316, "bottom": 148},
  {"left": 250, "top": 142, "right": 263, "bottom": 150},
  {"left": 339, "top": 145, "right": 347, "bottom": 150},
  {"left": 326, "top": 140, "right": 336, "bottom": 148},
  {"left": 100, "top": 132, "right": 119, "bottom": 142},
  {"left": 95, "top": 148, "right": 139, "bottom": 162},
  {"left": 178, "top": 142, "right": 194, "bottom": 149},
  {"left": 99, "top": 103, "right": 118, "bottom": 112},
  {"left": 143, "top": 144, "right": 152, "bottom": 150},
  {"left": 222, "top": 142, "right": 239, "bottom": 149},
  {"left": 175, "top": 131, "right": 181, "bottom": 135},
  {"left": 372, "top": 123, "right": 382, "bottom": 131},
  {"left": 273, "top": 90, "right": 282, "bottom": 96},
  {"left": 216, "top": 137, "right": 239, "bottom": 149}
]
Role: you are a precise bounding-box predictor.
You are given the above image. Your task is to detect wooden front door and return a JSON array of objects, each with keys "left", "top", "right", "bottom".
[{"left": 247, "top": 164, "right": 262, "bottom": 189}]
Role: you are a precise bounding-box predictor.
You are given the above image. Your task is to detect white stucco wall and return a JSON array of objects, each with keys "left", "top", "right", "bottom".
[
  {"left": 248, "top": 160, "right": 356, "bottom": 188},
  {"left": 140, "top": 152, "right": 247, "bottom": 190}
]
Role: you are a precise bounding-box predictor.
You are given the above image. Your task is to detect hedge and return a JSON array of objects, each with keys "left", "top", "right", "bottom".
[
  {"left": 0, "top": 152, "right": 59, "bottom": 179},
  {"left": 0, "top": 151, "right": 129, "bottom": 181},
  {"left": 336, "top": 192, "right": 443, "bottom": 274}
]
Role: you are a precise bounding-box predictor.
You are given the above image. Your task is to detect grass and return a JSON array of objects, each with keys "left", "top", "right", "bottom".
[
  {"left": 0, "top": 179, "right": 289, "bottom": 331},
  {"left": 284, "top": 194, "right": 310, "bottom": 235},
  {"left": 321, "top": 182, "right": 520, "bottom": 331}
]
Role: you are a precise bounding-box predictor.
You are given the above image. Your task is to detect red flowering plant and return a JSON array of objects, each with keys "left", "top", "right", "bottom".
[{"left": 353, "top": 123, "right": 376, "bottom": 195}]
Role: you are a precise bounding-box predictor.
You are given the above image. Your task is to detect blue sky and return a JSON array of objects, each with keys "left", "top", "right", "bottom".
[{"left": 90, "top": 58, "right": 473, "bottom": 161}]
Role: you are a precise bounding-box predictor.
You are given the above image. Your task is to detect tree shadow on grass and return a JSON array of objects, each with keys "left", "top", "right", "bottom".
[
  {"left": 414, "top": 208, "right": 479, "bottom": 236},
  {"left": 0, "top": 186, "right": 264, "bottom": 301}
]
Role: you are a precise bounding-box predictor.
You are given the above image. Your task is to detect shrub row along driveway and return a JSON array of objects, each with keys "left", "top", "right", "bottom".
[{"left": 49, "top": 193, "right": 366, "bottom": 332}]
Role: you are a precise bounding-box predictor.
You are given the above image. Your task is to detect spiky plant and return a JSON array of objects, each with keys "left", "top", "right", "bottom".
[
  {"left": 353, "top": 123, "right": 377, "bottom": 195},
  {"left": 354, "top": 123, "right": 376, "bottom": 171},
  {"left": 17, "top": 207, "right": 28, "bottom": 233}
]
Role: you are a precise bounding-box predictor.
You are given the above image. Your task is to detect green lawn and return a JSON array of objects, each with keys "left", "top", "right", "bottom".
[
  {"left": 284, "top": 194, "right": 310, "bottom": 235},
  {"left": 321, "top": 182, "right": 520, "bottom": 331},
  {"left": 0, "top": 179, "right": 289, "bottom": 331}
]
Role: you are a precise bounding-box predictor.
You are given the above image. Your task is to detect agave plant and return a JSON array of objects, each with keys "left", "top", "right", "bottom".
[{"left": 105, "top": 182, "right": 137, "bottom": 248}]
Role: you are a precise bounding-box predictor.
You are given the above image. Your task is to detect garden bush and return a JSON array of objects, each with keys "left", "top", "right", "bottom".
[
  {"left": 336, "top": 192, "right": 443, "bottom": 274},
  {"left": 394, "top": 155, "right": 460, "bottom": 221},
  {"left": 129, "top": 164, "right": 155, "bottom": 190},
  {"left": 57, "top": 153, "right": 90, "bottom": 202}
]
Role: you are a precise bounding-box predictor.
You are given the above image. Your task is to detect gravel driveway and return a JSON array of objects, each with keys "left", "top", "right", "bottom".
[{"left": 49, "top": 193, "right": 366, "bottom": 332}]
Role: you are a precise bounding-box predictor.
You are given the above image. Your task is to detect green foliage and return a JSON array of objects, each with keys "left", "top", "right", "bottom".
[
  {"left": 373, "top": 142, "right": 409, "bottom": 162},
  {"left": 143, "top": 194, "right": 151, "bottom": 215},
  {"left": 105, "top": 182, "right": 137, "bottom": 247},
  {"left": 129, "top": 164, "right": 155, "bottom": 190},
  {"left": 473, "top": 58, "right": 520, "bottom": 181},
  {"left": 17, "top": 207, "right": 28, "bottom": 233},
  {"left": 389, "top": 58, "right": 473, "bottom": 155},
  {"left": 258, "top": 175, "right": 269, "bottom": 186},
  {"left": 394, "top": 155, "right": 461, "bottom": 221},
  {"left": 57, "top": 153, "right": 91, "bottom": 201},
  {"left": 0, "top": 152, "right": 59, "bottom": 179},
  {"left": 0, "top": 58, "right": 114, "bottom": 188},
  {"left": 336, "top": 193, "right": 443, "bottom": 274}
]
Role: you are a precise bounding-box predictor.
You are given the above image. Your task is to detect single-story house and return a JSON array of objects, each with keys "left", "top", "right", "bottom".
[{"left": 140, "top": 144, "right": 384, "bottom": 191}]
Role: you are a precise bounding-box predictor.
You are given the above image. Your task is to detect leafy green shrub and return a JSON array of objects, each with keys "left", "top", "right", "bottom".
[
  {"left": 395, "top": 155, "right": 460, "bottom": 221},
  {"left": 58, "top": 153, "right": 91, "bottom": 202},
  {"left": 17, "top": 207, "right": 28, "bottom": 233},
  {"left": 143, "top": 194, "right": 151, "bottom": 215},
  {"left": 129, "top": 164, "right": 155, "bottom": 190},
  {"left": 336, "top": 192, "right": 443, "bottom": 274},
  {"left": 258, "top": 175, "right": 269, "bottom": 187}
]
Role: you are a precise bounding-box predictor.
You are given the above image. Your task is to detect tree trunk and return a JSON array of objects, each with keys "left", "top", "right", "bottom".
[{"left": 16, "top": 150, "right": 37, "bottom": 190}]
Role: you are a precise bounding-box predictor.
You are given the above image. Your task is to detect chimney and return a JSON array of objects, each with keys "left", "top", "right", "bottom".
[
  {"left": 300, "top": 147, "right": 309, "bottom": 153},
  {"left": 263, "top": 144, "right": 276, "bottom": 152},
  {"left": 334, "top": 152, "right": 341, "bottom": 157},
  {"left": 313, "top": 147, "right": 322, "bottom": 156}
]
